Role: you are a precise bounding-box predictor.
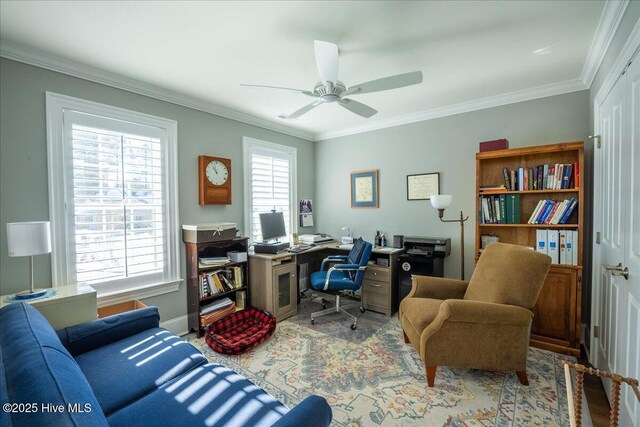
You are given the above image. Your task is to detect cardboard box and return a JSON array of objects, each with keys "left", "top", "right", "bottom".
[
  {"left": 479, "top": 139, "right": 509, "bottom": 152},
  {"left": 98, "top": 300, "right": 147, "bottom": 318}
]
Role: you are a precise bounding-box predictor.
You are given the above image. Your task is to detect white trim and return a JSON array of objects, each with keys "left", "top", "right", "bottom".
[
  {"left": 593, "top": 19, "right": 640, "bottom": 104},
  {"left": 46, "top": 92, "right": 182, "bottom": 293},
  {"left": 160, "top": 314, "right": 189, "bottom": 336},
  {"left": 1, "top": 41, "right": 314, "bottom": 142},
  {"left": 315, "top": 79, "right": 587, "bottom": 141},
  {"left": 581, "top": 0, "right": 630, "bottom": 88},
  {"left": 97, "top": 279, "right": 181, "bottom": 308},
  {"left": 242, "top": 137, "right": 298, "bottom": 242}
]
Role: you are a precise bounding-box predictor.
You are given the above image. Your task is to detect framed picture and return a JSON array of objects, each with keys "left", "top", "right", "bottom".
[
  {"left": 351, "top": 170, "right": 379, "bottom": 208},
  {"left": 407, "top": 172, "right": 440, "bottom": 201}
]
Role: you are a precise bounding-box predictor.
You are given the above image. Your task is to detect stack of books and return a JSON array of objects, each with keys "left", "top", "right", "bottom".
[
  {"left": 527, "top": 198, "right": 578, "bottom": 224},
  {"left": 198, "top": 257, "right": 231, "bottom": 268},
  {"left": 501, "top": 163, "right": 579, "bottom": 191},
  {"left": 479, "top": 194, "right": 521, "bottom": 224},
  {"left": 200, "top": 297, "right": 235, "bottom": 327}
]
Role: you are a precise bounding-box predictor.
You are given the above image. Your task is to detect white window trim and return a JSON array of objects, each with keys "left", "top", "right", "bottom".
[
  {"left": 242, "top": 136, "right": 297, "bottom": 242},
  {"left": 46, "top": 92, "right": 181, "bottom": 302}
]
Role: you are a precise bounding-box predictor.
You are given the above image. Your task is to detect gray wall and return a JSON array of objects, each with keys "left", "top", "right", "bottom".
[
  {"left": 315, "top": 90, "right": 590, "bottom": 280},
  {"left": 0, "top": 58, "right": 315, "bottom": 321}
]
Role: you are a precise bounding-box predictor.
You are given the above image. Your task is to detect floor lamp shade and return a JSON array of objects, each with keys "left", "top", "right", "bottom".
[{"left": 7, "top": 221, "right": 52, "bottom": 257}]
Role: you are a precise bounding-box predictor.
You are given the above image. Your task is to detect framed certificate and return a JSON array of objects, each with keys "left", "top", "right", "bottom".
[
  {"left": 351, "top": 170, "right": 379, "bottom": 208},
  {"left": 407, "top": 172, "right": 440, "bottom": 201}
]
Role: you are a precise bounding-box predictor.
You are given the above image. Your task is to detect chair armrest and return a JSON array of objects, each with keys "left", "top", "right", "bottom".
[
  {"left": 56, "top": 306, "right": 160, "bottom": 356},
  {"left": 320, "top": 255, "right": 348, "bottom": 270},
  {"left": 322, "top": 264, "right": 366, "bottom": 290},
  {"left": 271, "top": 395, "right": 332, "bottom": 427},
  {"left": 409, "top": 275, "right": 469, "bottom": 300},
  {"left": 441, "top": 299, "right": 533, "bottom": 326}
]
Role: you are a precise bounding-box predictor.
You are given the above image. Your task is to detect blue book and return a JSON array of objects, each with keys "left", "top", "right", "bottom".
[
  {"left": 559, "top": 199, "right": 578, "bottom": 224},
  {"left": 561, "top": 164, "right": 573, "bottom": 189},
  {"left": 536, "top": 201, "right": 553, "bottom": 224}
]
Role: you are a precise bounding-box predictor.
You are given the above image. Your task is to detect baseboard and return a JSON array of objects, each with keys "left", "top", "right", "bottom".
[{"left": 160, "top": 315, "right": 189, "bottom": 336}]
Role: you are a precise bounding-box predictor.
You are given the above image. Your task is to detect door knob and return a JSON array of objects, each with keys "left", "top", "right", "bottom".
[{"left": 605, "top": 263, "right": 630, "bottom": 280}]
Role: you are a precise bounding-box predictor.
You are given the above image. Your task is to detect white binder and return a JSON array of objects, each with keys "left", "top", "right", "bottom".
[
  {"left": 536, "top": 229, "right": 548, "bottom": 255},
  {"left": 547, "top": 230, "right": 559, "bottom": 264}
]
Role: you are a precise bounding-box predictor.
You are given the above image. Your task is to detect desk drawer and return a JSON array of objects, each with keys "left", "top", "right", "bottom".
[
  {"left": 364, "top": 266, "right": 390, "bottom": 282},
  {"left": 362, "top": 279, "right": 389, "bottom": 308}
]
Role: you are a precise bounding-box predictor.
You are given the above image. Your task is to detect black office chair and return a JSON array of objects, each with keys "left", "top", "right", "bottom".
[{"left": 308, "top": 238, "right": 373, "bottom": 330}]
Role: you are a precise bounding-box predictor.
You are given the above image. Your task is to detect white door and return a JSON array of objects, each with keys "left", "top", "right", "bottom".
[{"left": 592, "top": 55, "right": 639, "bottom": 426}]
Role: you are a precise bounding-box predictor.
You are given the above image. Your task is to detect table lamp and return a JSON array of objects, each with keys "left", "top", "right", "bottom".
[
  {"left": 6, "top": 221, "right": 52, "bottom": 299},
  {"left": 430, "top": 195, "right": 469, "bottom": 280}
]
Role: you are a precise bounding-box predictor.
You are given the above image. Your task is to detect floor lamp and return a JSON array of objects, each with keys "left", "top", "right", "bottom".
[
  {"left": 430, "top": 195, "right": 469, "bottom": 280},
  {"left": 6, "top": 221, "right": 52, "bottom": 299}
]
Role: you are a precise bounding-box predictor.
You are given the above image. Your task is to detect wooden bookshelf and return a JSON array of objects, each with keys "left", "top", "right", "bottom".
[{"left": 475, "top": 141, "right": 584, "bottom": 356}]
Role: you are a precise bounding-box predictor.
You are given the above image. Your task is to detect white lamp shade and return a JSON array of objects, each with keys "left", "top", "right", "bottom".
[
  {"left": 6, "top": 221, "right": 52, "bottom": 257},
  {"left": 430, "top": 195, "right": 453, "bottom": 210}
]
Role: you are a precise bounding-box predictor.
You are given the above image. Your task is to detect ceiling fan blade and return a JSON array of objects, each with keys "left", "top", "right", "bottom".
[
  {"left": 342, "top": 71, "right": 423, "bottom": 97},
  {"left": 284, "top": 100, "right": 324, "bottom": 119},
  {"left": 314, "top": 40, "right": 339, "bottom": 86},
  {"left": 338, "top": 99, "right": 378, "bottom": 118},
  {"left": 240, "top": 84, "right": 317, "bottom": 97}
]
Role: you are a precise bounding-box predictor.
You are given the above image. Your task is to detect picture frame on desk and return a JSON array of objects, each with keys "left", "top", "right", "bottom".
[
  {"left": 350, "top": 169, "right": 379, "bottom": 208},
  {"left": 406, "top": 172, "right": 439, "bottom": 201}
]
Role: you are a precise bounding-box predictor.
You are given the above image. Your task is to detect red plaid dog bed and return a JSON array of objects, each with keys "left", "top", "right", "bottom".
[{"left": 204, "top": 307, "right": 276, "bottom": 355}]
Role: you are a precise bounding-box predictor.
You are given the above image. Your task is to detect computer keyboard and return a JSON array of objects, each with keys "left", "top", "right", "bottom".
[{"left": 287, "top": 245, "right": 311, "bottom": 253}]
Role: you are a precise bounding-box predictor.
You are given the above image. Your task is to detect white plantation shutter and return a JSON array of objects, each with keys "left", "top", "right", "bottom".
[{"left": 243, "top": 138, "right": 297, "bottom": 242}]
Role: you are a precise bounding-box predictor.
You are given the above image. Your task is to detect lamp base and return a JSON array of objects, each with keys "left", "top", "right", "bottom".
[{"left": 15, "top": 288, "right": 48, "bottom": 300}]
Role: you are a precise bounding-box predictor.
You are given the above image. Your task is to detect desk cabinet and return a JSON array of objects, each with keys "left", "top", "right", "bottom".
[
  {"left": 272, "top": 263, "right": 297, "bottom": 319},
  {"left": 250, "top": 256, "right": 298, "bottom": 321}
]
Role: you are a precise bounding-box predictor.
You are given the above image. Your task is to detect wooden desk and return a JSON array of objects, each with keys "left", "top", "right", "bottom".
[
  {"left": 249, "top": 242, "right": 402, "bottom": 321},
  {"left": 0, "top": 284, "right": 97, "bottom": 329}
]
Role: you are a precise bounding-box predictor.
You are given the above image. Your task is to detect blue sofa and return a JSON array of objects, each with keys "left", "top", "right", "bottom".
[{"left": 0, "top": 302, "right": 332, "bottom": 427}]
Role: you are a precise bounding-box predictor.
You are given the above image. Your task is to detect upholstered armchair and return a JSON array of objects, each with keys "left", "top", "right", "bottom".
[{"left": 399, "top": 242, "right": 551, "bottom": 387}]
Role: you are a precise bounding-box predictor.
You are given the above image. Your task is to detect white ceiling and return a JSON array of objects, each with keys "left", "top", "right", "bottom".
[{"left": 0, "top": 1, "right": 610, "bottom": 140}]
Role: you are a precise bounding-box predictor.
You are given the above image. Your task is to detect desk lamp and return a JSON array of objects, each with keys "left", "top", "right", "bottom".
[
  {"left": 430, "top": 195, "right": 469, "bottom": 280},
  {"left": 6, "top": 221, "right": 52, "bottom": 299}
]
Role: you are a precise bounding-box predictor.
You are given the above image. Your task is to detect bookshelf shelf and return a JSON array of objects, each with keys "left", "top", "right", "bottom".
[
  {"left": 476, "top": 141, "right": 584, "bottom": 357},
  {"left": 479, "top": 223, "right": 579, "bottom": 228}
]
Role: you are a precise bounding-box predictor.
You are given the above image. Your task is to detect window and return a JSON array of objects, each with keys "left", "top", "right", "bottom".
[
  {"left": 243, "top": 137, "right": 297, "bottom": 243},
  {"left": 47, "top": 93, "right": 180, "bottom": 301}
]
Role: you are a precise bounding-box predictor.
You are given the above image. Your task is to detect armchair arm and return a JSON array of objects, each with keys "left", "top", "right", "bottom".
[
  {"left": 440, "top": 299, "right": 533, "bottom": 326},
  {"left": 320, "top": 255, "right": 348, "bottom": 271},
  {"left": 408, "top": 275, "right": 469, "bottom": 300},
  {"left": 271, "top": 395, "right": 332, "bottom": 427},
  {"left": 56, "top": 306, "right": 160, "bottom": 356}
]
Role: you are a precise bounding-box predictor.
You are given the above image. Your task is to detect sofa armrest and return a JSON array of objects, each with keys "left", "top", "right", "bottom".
[
  {"left": 56, "top": 306, "right": 160, "bottom": 356},
  {"left": 409, "top": 275, "right": 469, "bottom": 300},
  {"left": 271, "top": 395, "right": 332, "bottom": 427},
  {"left": 441, "top": 299, "right": 533, "bottom": 325}
]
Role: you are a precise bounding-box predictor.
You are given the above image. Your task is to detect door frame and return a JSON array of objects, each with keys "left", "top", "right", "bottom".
[{"left": 590, "top": 22, "right": 640, "bottom": 367}]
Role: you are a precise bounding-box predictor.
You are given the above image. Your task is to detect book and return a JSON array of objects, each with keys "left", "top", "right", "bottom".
[
  {"left": 511, "top": 170, "right": 517, "bottom": 192},
  {"left": 561, "top": 164, "right": 573, "bottom": 189},
  {"left": 536, "top": 229, "right": 548, "bottom": 255},
  {"left": 535, "top": 200, "right": 553, "bottom": 224},
  {"left": 528, "top": 200, "right": 545, "bottom": 224},
  {"left": 499, "top": 195, "right": 506, "bottom": 224},
  {"left": 236, "top": 291, "right": 246, "bottom": 310},
  {"left": 502, "top": 168, "right": 511, "bottom": 190},
  {"left": 544, "top": 201, "right": 562, "bottom": 224},
  {"left": 549, "top": 199, "right": 569, "bottom": 224},
  {"left": 494, "top": 197, "right": 501, "bottom": 223},
  {"left": 559, "top": 199, "right": 578, "bottom": 224},
  {"left": 506, "top": 194, "right": 521, "bottom": 223},
  {"left": 548, "top": 230, "right": 559, "bottom": 264},
  {"left": 559, "top": 230, "right": 568, "bottom": 264}
]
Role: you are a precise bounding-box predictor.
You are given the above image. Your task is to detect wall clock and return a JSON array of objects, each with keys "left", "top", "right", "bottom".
[{"left": 198, "top": 155, "right": 231, "bottom": 205}]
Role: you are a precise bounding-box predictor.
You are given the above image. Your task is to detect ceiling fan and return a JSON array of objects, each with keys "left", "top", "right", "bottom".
[{"left": 242, "top": 40, "right": 423, "bottom": 119}]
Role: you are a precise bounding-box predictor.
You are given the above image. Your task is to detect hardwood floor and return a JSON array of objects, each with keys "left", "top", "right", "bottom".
[{"left": 579, "top": 348, "right": 611, "bottom": 427}]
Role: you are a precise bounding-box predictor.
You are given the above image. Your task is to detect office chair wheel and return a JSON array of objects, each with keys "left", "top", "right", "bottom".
[
  {"left": 311, "top": 318, "right": 315, "bottom": 325},
  {"left": 322, "top": 303, "right": 326, "bottom": 309},
  {"left": 351, "top": 323, "right": 357, "bottom": 330},
  {"left": 360, "top": 307, "right": 366, "bottom": 313}
]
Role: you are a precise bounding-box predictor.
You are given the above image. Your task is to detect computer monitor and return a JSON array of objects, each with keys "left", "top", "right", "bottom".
[{"left": 259, "top": 212, "right": 287, "bottom": 242}]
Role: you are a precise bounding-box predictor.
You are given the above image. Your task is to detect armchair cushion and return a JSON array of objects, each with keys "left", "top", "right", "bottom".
[{"left": 464, "top": 243, "right": 551, "bottom": 309}]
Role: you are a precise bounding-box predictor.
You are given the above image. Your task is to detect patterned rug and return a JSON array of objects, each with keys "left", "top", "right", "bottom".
[{"left": 187, "top": 295, "right": 592, "bottom": 427}]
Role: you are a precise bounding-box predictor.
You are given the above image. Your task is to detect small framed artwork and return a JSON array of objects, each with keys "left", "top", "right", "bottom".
[
  {"left": 351, "top": 170, "right": 379, "bottom": 208},
  {"left": 407, "top": 172, "right": 440, "bottom": 201}
]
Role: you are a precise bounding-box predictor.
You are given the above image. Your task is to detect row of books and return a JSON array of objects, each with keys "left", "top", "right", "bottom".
[
  {"left": 527, "top": 198, "right": 578, "bottom": 225},
  {"left": 536, "top": 229, "right": 579, "bottom": 265},
  {"left": 479, "top": 194, "right": 521, "bottom": 224},
  {"left": 199, "top": 266, "right": 244, "bottom": 298},
  {"left": 499, "top": 163, "right": 579, "bottom": 191}
]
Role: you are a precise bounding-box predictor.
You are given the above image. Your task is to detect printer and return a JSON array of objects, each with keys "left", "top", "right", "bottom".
[
  {"left": 298, "top": 234, "right": 332, "bottom": 244},
  {"left": 398, "top": 237, "right": 451, "bottom": 306}
]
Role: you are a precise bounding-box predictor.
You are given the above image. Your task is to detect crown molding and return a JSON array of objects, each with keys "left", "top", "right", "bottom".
[
  {"left": 314, "top": 79, "right": 587, "bottom": 141},
  {"left": 581, "top": 0, "right": 629, "bottom": 88},
  {"left": 0, "top": 41, "right": 315, "bottom": 141}
]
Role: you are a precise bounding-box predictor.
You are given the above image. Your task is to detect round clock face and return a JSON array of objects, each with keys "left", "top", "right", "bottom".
[{"left": 205, "top": 160, "right": 228, "bottom": 185}]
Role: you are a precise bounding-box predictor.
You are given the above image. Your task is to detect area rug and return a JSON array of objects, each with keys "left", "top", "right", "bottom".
[{"left": 187, "top": 295, "right": 592, "bottom": 427}]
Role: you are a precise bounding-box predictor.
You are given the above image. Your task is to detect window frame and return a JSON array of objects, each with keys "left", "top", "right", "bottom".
[
  {"left": 242, "top": 136, "right": 297, "bottom": 243},
  {"left": 46, "top": 92, "right": 181, "bottom": 305}
]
